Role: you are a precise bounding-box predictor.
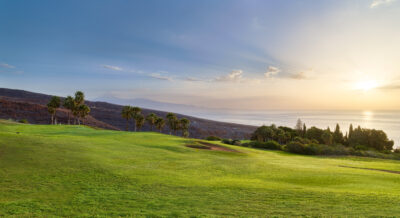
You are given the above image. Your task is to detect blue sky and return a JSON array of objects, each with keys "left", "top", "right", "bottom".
[{"left": 1, "top": 0, "right": 400, "bottom": 110}]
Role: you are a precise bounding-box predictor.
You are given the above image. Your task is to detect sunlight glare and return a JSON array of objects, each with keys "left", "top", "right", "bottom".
[{"left": 354, "top": 80, "right": 378, "bottom": 91}]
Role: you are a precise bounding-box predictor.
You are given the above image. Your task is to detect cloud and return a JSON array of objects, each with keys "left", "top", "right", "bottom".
[
  {"left": 183, "top": 77, "right": 203, "bottom": 82},
  {"left": 370, "top": 0, "right": 396, "bottom": 8},
  {"left": 378, "top": 82, "right": 400, "bottom": 90},
  {"left": 287, "top": 71, "right": 307, "bottom": 80},
  {"left": 102, "top": 65, "right": 123, "bottom": 71},
  {"left": 0, "top": 63, "right": 15, "bottom": 69},
  {"left": 264, "top": 66, "right": 281, "bottom": 78},
  {"left": 264, "top": 66, "right": 310, "bottom": 80},
  {"left": 215, "top": 70, "right": 243, "bottom": 82},
  {"left": 0, "top": 62, "right": 22, "bottom": 74},
  {"left": 149, "top": 73, "right": 173, "bottom": 81}
]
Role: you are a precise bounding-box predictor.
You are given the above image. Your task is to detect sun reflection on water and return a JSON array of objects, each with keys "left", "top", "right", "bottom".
[{"left": 362, "top": 111, "right": 373, "bottom": 127}]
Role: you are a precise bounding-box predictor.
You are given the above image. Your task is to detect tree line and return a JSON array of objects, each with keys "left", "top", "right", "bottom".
[
  {"left": 46, "top": 91, "right": 191, "bottom": 137},
  {"left": 249, "top": 118, "right": 394, "bottom": 153},
  {"left": 47, "top": 91, "right": 90, "bottom": 125},
  {"left": 121, "top": 106, "right": 191, "bottom": 137},
  {"left": 121, "top": 105, "right": 190, "bottom": 137}
]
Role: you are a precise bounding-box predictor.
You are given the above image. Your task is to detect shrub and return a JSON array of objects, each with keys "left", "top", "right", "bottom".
[
  {"left": 248, "top": 140, "right": 281, "bottom": 150},
  {"left": 284, "top": 142, "right": 351, "bottom": 156},
  {"left": 285, "top": 141, "right": 306, "bottom": 154},
  {"left": 221, "top": 139, "right": 232, "bottom": 145},
  {"left": 282, "top": 140, "right": 398, "bottom": 159},
  {"left": 303, "top": 143, "right": 319, "bottom": 155},
  {"left": 205, "top": 135, "right": 222, "bottom": 141},
  {"left": 322, "top": 144, "right": 350, "bottom": 155},
  {"left": 221, "top": 139, "right": 241, "bottom": 146},
  {"left": 18, "top": 119, "right": 29, "bottom": 124},
  {"left": 354, "top": 145, "right": 368, "bottom": 151},
  {"left": 232, "top": 140, "right": 242, "bottom": 146}
]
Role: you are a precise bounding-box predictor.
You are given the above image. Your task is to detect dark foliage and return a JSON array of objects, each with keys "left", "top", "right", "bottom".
[
  {"left": 250, "top": 121, "right": 396, "bottom": 158},
  {"left": 206, "top": 135, "right": 222, "bottom": 141},
  {"left": 305, "top": 127, "right": 325, "bottom": 144},
  {"left": 251, "top": 125, "right": 297, "bottom": 145},
  {"left": 18, "top": 119, "right": 29, "bottom": 124},
  {"left": 285, "top": 141, "right": 307, "bottom": 154},
  {"left": 222, "top": 139, "right": 241, "bottom": 146},
  {"left": 347, "top": 126, "right": 394, "bottom": 151},
  {"left": 243, "top": 140, "right": 282, "bottom": 150}
]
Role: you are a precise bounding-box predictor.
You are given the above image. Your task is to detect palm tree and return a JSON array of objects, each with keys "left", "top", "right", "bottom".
[
  {"left": 183, "top": 130, "right": 189, "bottom": 138},
  {"left": 73, "top": 91, "right": 85, "bottom": 124},
  {"left": 47, "top": 107, "right": 56, "bottom": 124},
  {"left": 155, "top": 117, "right": 165, "bottom": 133},
  {"left": 180, "top": 118, "right": 190, "bottom": 137},
  {"left": 72, "top": 108, "right": 80, "bottom": 125},
  {"left": 74, "top": 91, "right": 85, "bottom": 105},
  {"left": 166, "top": 112, "right": 177, "bottom": 135},
  {"left": 146, "top": 113, "right": 157, "bottom": 131},
  {"left": 173, "top": 119, "right": 181, "bottom": 135},
  {"left": 135, "top": 114, "right": 145, "bottom": 131},
  {"left": 121, "top": 106, "right": 133, "bottom": 131},
  {"left": 47, "top": 96, "right": 61, "bottom": 124},
  {"left": 63, "top": 96, "right": 74, "bottom": 125},
  {"left": 130, "top": 107, "right": 142, "bottom": 131},
  {"left": 77, "top": 104, "right": 90, "bottom": 125}
]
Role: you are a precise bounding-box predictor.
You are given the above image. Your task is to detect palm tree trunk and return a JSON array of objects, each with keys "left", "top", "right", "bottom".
[
  {"left": 51, "top": 114, "right": 54, "bottom": 125},
  {"left": 67, "top": 112, "right": 70, "bottom": 125},
  {"left": 126, "top": 120, "right": 129, "bottom": 131}
]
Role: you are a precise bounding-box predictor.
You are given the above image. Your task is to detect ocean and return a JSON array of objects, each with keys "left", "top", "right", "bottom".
[{"left": 190, "top": 110, "right": 400, "bottom": 148}]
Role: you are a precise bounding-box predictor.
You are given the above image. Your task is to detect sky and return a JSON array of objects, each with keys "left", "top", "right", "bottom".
[{"left": 1, "top": 0, "right": 400, "bottom": 110}]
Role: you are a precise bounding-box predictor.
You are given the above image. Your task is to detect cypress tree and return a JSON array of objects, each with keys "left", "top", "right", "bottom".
[
  {"left": 333, "top": 123, "right": 344, "bottom": 144},
  {"left": 349, "top": 124, "right": 354, "bottom": 139}
]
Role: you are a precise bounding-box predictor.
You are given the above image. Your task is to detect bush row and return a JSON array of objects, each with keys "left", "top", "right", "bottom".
[{"left": 217, "top": 137, "right": 400, "bottom": 160}]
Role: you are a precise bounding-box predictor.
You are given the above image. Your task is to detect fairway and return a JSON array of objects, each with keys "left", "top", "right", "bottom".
[{"left": 0, "top": 120, "right": 400, "bottom": 217}]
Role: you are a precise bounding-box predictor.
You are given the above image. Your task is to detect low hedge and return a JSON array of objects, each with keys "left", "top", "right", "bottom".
[{"left": 244, "top": 140, "right": 282, "bottom": 150}]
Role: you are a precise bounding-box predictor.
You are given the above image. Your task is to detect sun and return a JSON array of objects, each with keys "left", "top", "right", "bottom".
[{"left": 354, "top": 80, "right": 379, "bottom": 91}]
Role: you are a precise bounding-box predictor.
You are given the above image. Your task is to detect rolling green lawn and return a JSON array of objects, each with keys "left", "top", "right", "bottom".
[{"left": 1, "top": 120, "right": 400, "bottom": 217}]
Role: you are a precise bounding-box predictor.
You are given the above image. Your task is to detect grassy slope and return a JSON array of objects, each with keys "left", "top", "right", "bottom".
[{"left": 0, "top": 120, "right": 400, "bottom": 217}]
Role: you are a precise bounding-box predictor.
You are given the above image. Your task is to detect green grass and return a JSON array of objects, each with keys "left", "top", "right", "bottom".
[{"left": 1, "top": 120, "right": 400, "bottom": 217}]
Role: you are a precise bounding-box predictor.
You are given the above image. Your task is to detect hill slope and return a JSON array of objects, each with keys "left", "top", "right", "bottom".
[
  {"left": 0, "top": 88, "right": 256, "bottom": 139},
  {"left": 0, "top": 121, "right": 400, "bottom": 216}
]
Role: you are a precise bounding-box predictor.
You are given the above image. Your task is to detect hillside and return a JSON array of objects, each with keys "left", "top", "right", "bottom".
[
  {"left": 0, "top": 88, "right": 256, "bottom": 139},
  {"left": 0, "top": 120, "right": 399, "bottom": 216}
]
